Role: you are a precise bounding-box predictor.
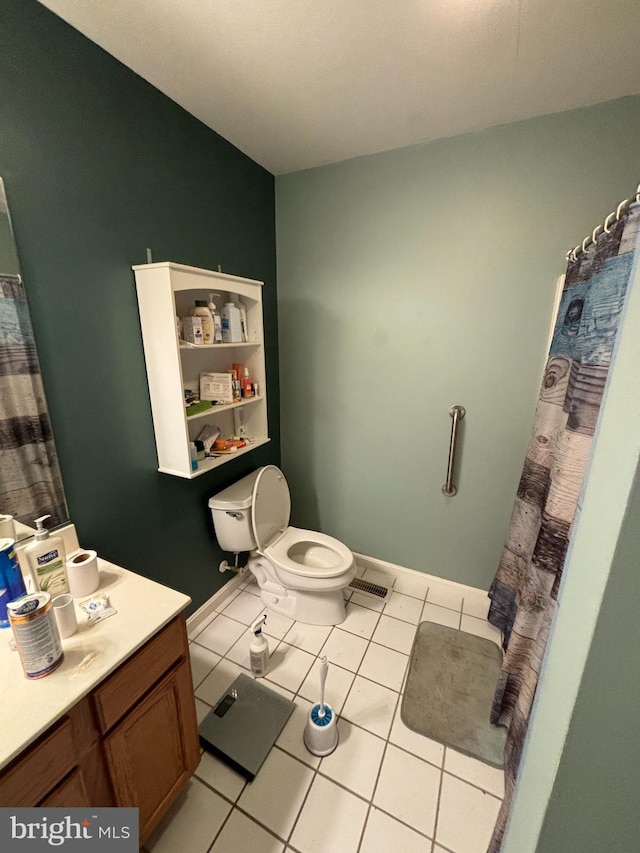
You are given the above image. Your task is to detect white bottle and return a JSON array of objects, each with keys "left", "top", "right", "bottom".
[
  {"left": 25, "top": 514, "right": 69, "bottom": 595},
  {"left": 221, "top": 301, "right": 243, "bottom": 343},
  {"left": 208, "top": 293, "right": 223, "bottom": 343},
  {"left": 230, "top": 292, "right": 248, "bottom": 342},
  {"left": 249, "top": 614, "right": 269, "bottom": 677},
  {"left": 194, "top": 301, "right": 214, "bottom": 345}
]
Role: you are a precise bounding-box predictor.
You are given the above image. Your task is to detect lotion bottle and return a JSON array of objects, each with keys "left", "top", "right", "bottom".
[
  {"left": 230, "top": 292, "right": 248, "bottom": 341},
  {"left": 207, "top": 293, "right": 223, "bottom": 343},
  {"left": 221, "top": 301, "right": 243, "bottom": 343},
  {"left": 249, "top": 614, "right": 269, "bottom": 676},
  {"left": 194, "top": 300, "right": 214, "bottom": 345},
  {"left": 26, "top": 515, "right": 69, "bottom": 595}
]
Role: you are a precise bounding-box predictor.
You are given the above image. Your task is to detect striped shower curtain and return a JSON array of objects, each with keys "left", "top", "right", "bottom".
[
  {"left": 0, "top": 274, "right": 66, "bottom": 527},
  {"left": 486, "top": 202, "right": 640, "bottom": 851}
]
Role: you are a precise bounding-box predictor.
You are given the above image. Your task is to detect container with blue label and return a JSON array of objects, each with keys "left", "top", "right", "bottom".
[
  {"left": 0, "top": 537, "right": 27, "bottom": 628},
  {"left": 8, "top": 592, "right": 64, "bottom": 679}
]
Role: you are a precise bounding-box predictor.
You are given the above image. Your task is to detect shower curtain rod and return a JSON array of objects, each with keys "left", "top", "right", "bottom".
[{"left": 567, "top": 182, "right": 640, "bottom": 262}]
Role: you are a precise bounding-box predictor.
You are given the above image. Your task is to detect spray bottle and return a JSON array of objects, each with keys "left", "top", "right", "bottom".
[{"left": 249, "top": 614, "right": 269, "bottom": 676}]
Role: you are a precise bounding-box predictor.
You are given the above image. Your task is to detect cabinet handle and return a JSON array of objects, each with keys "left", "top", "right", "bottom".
[{"left": 442, "top": 405, "right": 465, "bottom": 497}]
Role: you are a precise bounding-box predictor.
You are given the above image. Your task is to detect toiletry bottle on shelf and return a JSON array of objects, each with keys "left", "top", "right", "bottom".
[
  {"left": 230, "top": 293, "right": 248, "bottom": 341},
  {"left": 221, "top": 301, "right": 243, "bottom": 343},
  {"left": 249, "top": 614, "right": 269, "bottom": 676},
  {"left": 194, "top": 300, "right": 214, "bottom": 345},
  {"left": 25, "top": 515, "right": 69, "bottom": 595},
  {"left": 243, "top": 367, "right": 253, "bottom": 397},
  {"left": 208, "top": 293, "right": 223, "bottom": 343},
  {"left": 189, "top": 442, "right": 198, "bottom": 472}
]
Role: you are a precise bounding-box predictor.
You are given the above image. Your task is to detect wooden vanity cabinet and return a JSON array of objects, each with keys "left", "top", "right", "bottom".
[{"left": 0, "top": 614, "right": 199, "bottom": 846}]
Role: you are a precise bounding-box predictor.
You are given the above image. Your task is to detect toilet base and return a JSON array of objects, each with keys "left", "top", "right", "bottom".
[{"left": 258, "top": 583, "right": 347, "bottom": 626}]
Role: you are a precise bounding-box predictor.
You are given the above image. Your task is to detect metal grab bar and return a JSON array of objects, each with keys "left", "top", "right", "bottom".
[{"left": 442, "top": 405, "right": 465, "bottom": 497}]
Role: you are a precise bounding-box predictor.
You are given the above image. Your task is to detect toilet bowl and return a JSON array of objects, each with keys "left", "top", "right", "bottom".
[{"left": 208, "top": 466, "right": 355, "bottom": 625}]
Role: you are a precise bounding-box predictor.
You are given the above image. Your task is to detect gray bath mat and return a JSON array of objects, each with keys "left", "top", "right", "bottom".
[{"left": 401, "top": 622, "right": 506, "bottom": 767}]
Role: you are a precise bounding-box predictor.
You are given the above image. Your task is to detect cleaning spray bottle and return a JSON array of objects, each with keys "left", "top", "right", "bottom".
[{"left": 249, "top": 614, "right": 269, "bottom": 677}]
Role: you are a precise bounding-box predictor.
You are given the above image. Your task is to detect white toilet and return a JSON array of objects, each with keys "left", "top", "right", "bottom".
[{"left": 208, "top": 465, "right": 355, "bottom": 625}]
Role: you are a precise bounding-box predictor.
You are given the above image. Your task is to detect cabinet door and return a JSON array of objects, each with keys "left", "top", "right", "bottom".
[
  {"left": 104, "top": 658, "right": 200, "bottom": 844},
  {"left": 40, "top": 769, "right": 91, "bottom": 807}
]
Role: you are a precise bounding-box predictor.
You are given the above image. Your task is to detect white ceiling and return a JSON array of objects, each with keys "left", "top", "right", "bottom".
[{"left": 39, "top": 0, "right": 640, "bottom": 175}]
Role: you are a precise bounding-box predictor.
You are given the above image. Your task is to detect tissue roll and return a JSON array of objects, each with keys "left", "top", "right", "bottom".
[{"left": 66, "top": 549, "right": 99, "bottom": 598}]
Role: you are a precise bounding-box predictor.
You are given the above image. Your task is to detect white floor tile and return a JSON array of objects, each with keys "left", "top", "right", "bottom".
[
  {"left": 422, "top": 602, "right": 460, "bottom": 629},
  {"left": 444, "top": 748, "right": 505, "bottom": 798},
  {"left": 189, "top": 643, "right": 221, "bottom": 689},
  {"left": 340, "top": 602, "right": 381, "bottom": 639},
  {"left": 276, "top": 698, "right": 321, "bottom": 768},
  {"left": 298, "top": 659, "right": 355, "bottom": 713},
  {"left": 195, "top": 750, "right": 247, "bottom": 802},
  {"left": 196, "top": 659, "right": 246, "bottom": 706},
  {"left": 221, "top": 590, "right": 266, "bottom": 624},
  {"left": 372, "top": 615, "right": 418, "bottom": 655},
  {"left": 358, "top": 642, "right": 408, "bottom": 692},
  {"left": 462, "top": 590, "right": 491, "bottom": 619},
  {"left": 426, "top": 582, "right": 464, "bottom": 612},
  {"left": 383, "top": 592, "right": 424, "bottom": 624},
  {"left": 263, "top": 610, "right": 295, "bottom": 640},
  {"left": 290, "top": 774, "right": 368, "bottom": 853},
  {"left": 319, "top": 718, "right": 385, "bottom": 799},
  {"left": 187, "top": 611, "right": 216, "bottom": 641},
  {"left": 283, "top": 621, "right": 332, "bottom": 655},
  {"left": 225, "top": 631, "right": 256, "bottom": 670},
  {"left": 211, "top": 809, "right": 285, "bottom": 853},
  {"left": 320, "top": 628, "right": 369, "bottom": 673},
  {"left": 460, "top": 614, "right": 502, "bottom": 647},
  {"left": 238, "top": 748, "right": 314, "bottom": 840},
  {"left": 373, "top": 744, "right": 440, "bottom": 837},
  {"left": 265, "top": 642, "right": 315, "bottom": 693},
  {"left": 341, "top": 675, "right": 398, "bottom": 739},
  {"left": 349, "top": 591, "right": 386, "bottom": 612},
  {"left": 196, "top": 614, "right": 247, "bottom": 655},
  {"left": 360, "top": 807, "right": 432, "bottom": 853},
  {"left": 389, "top": 703, "right": 445, "bottom": 767},
  {"left": 436, "top": 773, "right": 501, "bottom": 853},
  {"left": 195, "top": 697, "right": 212, "bottom": 725},
  {"left": 146, "top": 778, "right": 231, "bottom": 853},
  {"left": 393, "top": 573, "right": 430, "bottom": 601}
]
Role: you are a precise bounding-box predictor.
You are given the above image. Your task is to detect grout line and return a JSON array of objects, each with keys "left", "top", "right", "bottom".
[{"left": 431, "top": 750, "right": 446, "bottom": 853}]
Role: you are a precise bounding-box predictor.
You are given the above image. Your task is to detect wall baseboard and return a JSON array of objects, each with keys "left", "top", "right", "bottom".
[
  {"left": 186, "top": 569, "right": 248, "bottom": 638},
  {"left": 352, "top": 551, "right": 488, "bottom": 595}
]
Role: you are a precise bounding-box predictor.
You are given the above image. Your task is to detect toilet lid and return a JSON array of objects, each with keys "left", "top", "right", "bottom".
[{"left": 251, "top": 465, "right": 291, "bottom": 552}]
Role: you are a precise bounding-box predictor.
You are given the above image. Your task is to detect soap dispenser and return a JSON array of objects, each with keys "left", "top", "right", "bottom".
[{"left": 25, "top": 514, "right": 69, "bottom": 595}]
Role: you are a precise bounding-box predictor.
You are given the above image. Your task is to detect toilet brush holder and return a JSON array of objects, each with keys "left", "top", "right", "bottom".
[{"left": 303, "top": 702, "right": 339, "bottom": 757}]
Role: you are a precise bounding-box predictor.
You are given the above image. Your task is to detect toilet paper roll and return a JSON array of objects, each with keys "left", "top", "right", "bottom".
[
  {"left": 0, "top": 515, "right": 14, "bottom": 539},
  {"left": 66, "top": 549, "right": 100, "bottom": 598}
]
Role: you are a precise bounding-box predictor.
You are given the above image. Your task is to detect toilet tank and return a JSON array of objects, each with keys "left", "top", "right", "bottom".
[{"left": 208, "top": 469, "right": 262, "bottom": 552}]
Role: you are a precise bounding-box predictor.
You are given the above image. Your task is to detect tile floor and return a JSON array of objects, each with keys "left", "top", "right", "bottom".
[{"left": 146, "top": 567, "right": 504, "bottom": 853}]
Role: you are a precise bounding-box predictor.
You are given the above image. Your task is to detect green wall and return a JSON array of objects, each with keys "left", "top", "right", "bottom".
[
  {"left": 536, "top": 468, "right": 640, "bottom": 852},
  {"left": 0, "top": 0, "right": 279, "bottom": 614},
  {"left": 276, "top": 97, "right": 640, "bottom": 588}
]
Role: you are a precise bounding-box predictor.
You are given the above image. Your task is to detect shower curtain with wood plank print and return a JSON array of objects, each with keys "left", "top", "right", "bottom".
[{"left": 486, "top": 202, "right": 640, "bottom": 852}]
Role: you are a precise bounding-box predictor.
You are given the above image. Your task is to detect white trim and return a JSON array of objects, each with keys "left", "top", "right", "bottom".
[
  {"left": 186, "top": 570, "right": 247, "bottom": 636},
  {"left": 352, "top": 551, "right": 488, "bottom": 595}
]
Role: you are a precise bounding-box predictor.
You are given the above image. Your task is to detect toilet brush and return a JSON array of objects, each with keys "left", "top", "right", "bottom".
[{"left": 303, "top": 656, "right": 339, "bottom": 756}]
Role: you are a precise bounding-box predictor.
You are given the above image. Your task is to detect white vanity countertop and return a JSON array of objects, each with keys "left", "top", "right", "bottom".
[{"left": 0, "top": 557, "right": 191, "bottom": 770}]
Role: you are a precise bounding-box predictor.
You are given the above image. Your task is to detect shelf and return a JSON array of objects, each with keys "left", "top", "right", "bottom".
[
  {"left": 159, "top": 438, "right": 271, "bottom": 479},
  {"left": 179, "top": 341, "right": 260, "bottom": 351},
  {"left": 186, "top": 395, "right": 264, "bottom": 422},
  {"left": 133, "top": 262, "right": 268, "bottom": 479}
]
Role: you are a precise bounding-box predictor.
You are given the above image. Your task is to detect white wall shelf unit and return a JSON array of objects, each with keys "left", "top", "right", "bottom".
[{"left": 133, "top": 261, "right": 268, "bottom": 478}]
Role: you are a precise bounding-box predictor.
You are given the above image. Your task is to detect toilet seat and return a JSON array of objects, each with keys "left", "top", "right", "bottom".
[
  {"left": 264, "top": 527, "right": 354, "bottom": 579},
  {"left": 251, "top": 466, "right": 354, "bottom": 580}
]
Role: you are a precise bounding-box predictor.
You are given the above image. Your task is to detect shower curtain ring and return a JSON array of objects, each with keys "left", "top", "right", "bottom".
[
  {"left": 581, "top": 235, "right": 591, "bottom": 253},
  {"left": 636, "top": 183, "right": 640, "bottom": 203},
  {"left": 604, "top": 212, "right": 616, "bottom": 233},
  {"left": 592, "top": 224, "right": 602, "bottom": 245}
]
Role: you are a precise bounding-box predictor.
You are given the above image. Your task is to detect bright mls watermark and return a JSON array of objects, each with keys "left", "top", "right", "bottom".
[{"left": 0, "top": 808, "right": 138, "bottom": 850}]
